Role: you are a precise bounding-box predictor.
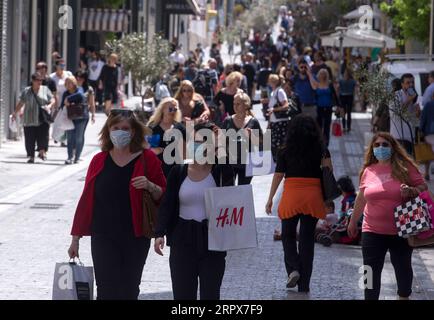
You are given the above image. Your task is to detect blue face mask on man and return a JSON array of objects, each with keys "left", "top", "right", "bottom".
[{"left": 373, "top": 146, "right": 392, "bottom": 161}]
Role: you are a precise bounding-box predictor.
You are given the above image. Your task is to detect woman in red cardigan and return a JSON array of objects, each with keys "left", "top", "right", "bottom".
[{"left": 68, "top": 109, "right": 166, "bottom": 300}]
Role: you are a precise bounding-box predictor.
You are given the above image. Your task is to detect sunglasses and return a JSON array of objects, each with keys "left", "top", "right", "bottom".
[
  {"left": 373, "top": 142, "right": 390, "bottom": 148},
  {"left": 168, "top": 107, "right": 178, "bottom": 113},
  {"left": 182, "top": 89, "right": 193, "bottom": 93},
  {"left": 110, "top": 109, "right": 134, "bottom": 118}
]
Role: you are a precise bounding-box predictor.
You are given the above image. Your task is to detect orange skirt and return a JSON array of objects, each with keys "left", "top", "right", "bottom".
[{"left": 278, "top": 178, "right": 326, "bottom": 220}]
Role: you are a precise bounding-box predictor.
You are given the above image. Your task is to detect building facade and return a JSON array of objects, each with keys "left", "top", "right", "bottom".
[{"left": 0, "top": 0, "right": 201, "bottom": 145}]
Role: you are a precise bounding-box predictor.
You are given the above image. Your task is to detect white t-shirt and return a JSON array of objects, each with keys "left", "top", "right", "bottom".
[
  {"left": 170, "top": 52, "right": 186, "bottom": 66},
  {"left": 50, "top": 71, "right": 73, "bottom": 108},
  {"left": 88, "top": 59, "right": 105, "bottom": 81},
  {"left": 269, "top": 88, "right": 288, "bottom": 123},
  {"left": 179, "top": 174, "right": 216, "bottom": 222},
  {"left": 390, "top": 89, "right": 419, "bottom": 143}
]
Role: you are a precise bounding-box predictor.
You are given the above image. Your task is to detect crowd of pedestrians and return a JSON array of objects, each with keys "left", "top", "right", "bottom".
[{"left": 10, "top": 3, "right": 434, "bottom": 302}]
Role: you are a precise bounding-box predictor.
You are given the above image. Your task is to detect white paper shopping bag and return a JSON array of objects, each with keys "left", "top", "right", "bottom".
[
  {"left": 52, "top": 260, "right": 94, "bottom": 300},
  {"left": 205, "top": 184, "right": 258, "bottom": 251}
]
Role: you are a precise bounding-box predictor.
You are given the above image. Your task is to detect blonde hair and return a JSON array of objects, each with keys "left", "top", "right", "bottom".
[
  {"left": 268, "top": 74, "right": 281, "bottom": 86},
  {"left": 65, "top": 76, "right": 78, "bottom": 88},
  {"left": 226, "top": 71, "right": 244, "bottom": 87},
  {"left": 234, "top": 92, "right": 254, "bottom": 116},
  {"left": 174, "top": 80, "right": 203, "bottom": 102},
  {"left": 109, "top": 53, "right": 118, "bottom": 63},
  {"left": 318, "top": 69, "right": 330, "bottom": 83},
  {"left": 148, "top": 98, "right": 182, "bottom": 126}
]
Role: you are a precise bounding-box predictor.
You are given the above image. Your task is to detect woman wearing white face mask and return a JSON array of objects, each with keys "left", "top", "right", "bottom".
[
  {"left": 68, "top": 109, "right": 166, "bottom": 300},
  {"left": 348, "top": 132, "right": 426, "bottom": 300},
  {"left": 154, "top": 122, "right": 235, "bottom": 300}
]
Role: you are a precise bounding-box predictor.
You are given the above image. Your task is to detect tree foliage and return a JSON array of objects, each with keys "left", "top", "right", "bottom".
[
  {"left": 379, "top": 0, "right": 431, "bottom": 44},
  {"left": 106, "top": 33, "right": 171, "bottom": 103}
]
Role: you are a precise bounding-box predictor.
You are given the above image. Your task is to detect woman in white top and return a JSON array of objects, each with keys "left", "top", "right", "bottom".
[
  {"left": 265, "top": 74, "right": 290, "bottom": 161},
  {"left": 154, "top": 122, "right": 235, "bottom": 300}
]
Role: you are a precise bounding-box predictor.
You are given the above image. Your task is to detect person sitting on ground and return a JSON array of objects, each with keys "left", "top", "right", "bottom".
[{"left": 336, "top": 175, "right": 357, "bottom": 218}]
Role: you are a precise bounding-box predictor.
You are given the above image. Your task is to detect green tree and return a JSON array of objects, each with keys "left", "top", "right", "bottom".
[
  {"left": 379, "top": 0, "right": 431, "bottom": 44},
  {"left": 106, "top": 33, "right": 171, "bottom": 113}
]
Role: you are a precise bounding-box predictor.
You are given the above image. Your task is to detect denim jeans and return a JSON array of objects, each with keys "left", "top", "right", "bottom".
[{"left": 66, "top": 118, "right": 89, "bottom": 161}]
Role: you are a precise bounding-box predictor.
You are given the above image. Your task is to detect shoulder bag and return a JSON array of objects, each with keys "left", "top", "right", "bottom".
[
  {"left": 273, "top": 88, "right": 300, "bottom": 120},
  {"left": 140, "top": 153, "right": 159, "bottom": 239},
  {"left": 32, "top": 89, "right": 54, "bottom": 124},
  {"left": 321, "top": 165, "right": 340, "bottom": 202},
  {"left": 65, "top": 92, "right": 86, "bottom": 120}
]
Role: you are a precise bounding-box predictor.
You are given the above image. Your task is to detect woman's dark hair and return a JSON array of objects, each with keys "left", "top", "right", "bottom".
[
  {"left": 75, "top": 70, "right": 89, "bottom": 92},
  {"left": 281, "top": 114, "right": 324, "bottom": 165},
  {"left": 336, "top": 176, "right": 355, "bottom": 194}
]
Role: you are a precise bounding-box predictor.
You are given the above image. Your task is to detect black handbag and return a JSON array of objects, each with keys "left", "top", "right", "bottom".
[
  {"left": 67, "top": 103, "right": 86, "bottom": 120},
  {"left": 32, "top": 90, "right": 53, "bottom": 124},
  {"left": 321, "top": 166, "right": 341, "bottom": 201},
  {"left": 273, "top": 89, "right": 300, "bottom": 120}
]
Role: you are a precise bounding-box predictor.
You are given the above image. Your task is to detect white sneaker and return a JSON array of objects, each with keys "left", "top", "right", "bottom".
[{"left": 286, "top": 271, "right": 300, "bottom": 288}]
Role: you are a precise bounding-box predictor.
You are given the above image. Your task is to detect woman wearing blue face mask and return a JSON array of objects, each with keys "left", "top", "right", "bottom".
[
  {"left": 348, "top": 132, "right": 427, "bottom": 300},
  {"left": 154, "top": 122, "right": 235, "bottom": 300},
  {"left": 68, "top": 109, "right": 167, "bottom": 300}
]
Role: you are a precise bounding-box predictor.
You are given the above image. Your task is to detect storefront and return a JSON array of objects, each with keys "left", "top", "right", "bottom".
[
  {"left": 0, "top": 0, "right": 70, "bottom": 143},
  {"left": 156, "top": 0, "right": 201, "bottom": 53}
]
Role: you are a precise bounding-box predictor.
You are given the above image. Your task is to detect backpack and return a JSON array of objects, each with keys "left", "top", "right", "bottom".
[{"left": 192, "top": 70, "right": 210, "bottom": 97}]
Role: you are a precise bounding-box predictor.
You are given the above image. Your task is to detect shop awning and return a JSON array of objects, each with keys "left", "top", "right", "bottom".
[
  {"left": 163, "top": 0, "right": 201, "bottom": 15},
  {"left": 321, "top": 24, "right": 396, "bottom": 49},
  {"left": 81, "top": 8, "right": 130, "bottom": 33}
]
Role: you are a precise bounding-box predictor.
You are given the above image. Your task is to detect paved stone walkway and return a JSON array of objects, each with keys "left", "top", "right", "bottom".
[{"left": 1, "top": 105, "right": 433, "bottom": 300}]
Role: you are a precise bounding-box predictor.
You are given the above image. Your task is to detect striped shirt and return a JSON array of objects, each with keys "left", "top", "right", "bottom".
[{"left": 19, "top": 86, "right": 53, "bottom": 127}]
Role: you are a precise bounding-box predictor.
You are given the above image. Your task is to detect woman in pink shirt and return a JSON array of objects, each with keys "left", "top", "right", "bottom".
[{"left": 348, "top": 132, "right": 427, "bottom": 300}]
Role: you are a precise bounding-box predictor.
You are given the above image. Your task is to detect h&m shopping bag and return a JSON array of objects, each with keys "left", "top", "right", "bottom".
[
  {"left": 205, "top": 184, "right": 258, "bottom": 251},
  {"left": 245, "top": 150, "right": 276, "bottom": 177},
  {"left": 394, "top": 196, "right": 433, "bottom": 238},
  {"left": 52, "top": 260, "right": 94, "bottom": 300}
]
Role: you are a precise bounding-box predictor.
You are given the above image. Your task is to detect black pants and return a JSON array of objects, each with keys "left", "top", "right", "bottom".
[
  {"left": 233, "top": 165, "right": 253, "bottom": 185},
  {"left": 89, "top": 80, "right": 103, "bottom": 105},
  {"left": 362, "top": 232, "right": 413, "bottom": 300},
  {"left": 281, "top": 214, "right": 319, "bottom": 291},
  {"left": 169, "top": 218, "right": 226, "bottom": 300},
  {"left": 316, "top": 107, "right": 333, "bottom": 146},
  {"left": 91, "top": 233, "right": 151, "bottom": 300},
  {"left": 24, "top": 123, "right": 49, "bottom": 158},
  {"left": 340, "top": 95, "right": 354, "bottom": 131}
]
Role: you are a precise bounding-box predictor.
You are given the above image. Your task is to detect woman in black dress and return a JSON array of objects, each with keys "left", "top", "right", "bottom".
[
  {"left": 69, "top": 109, "right": 167, "bottom": 300},
  {"left": 174, "top": 80, "right": 211, "bottom": 124},
  {"left": 222, "top": 92, "right": 263, "bottom": 185}
]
